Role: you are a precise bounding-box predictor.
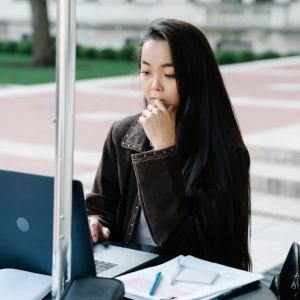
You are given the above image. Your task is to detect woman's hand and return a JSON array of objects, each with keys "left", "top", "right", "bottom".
[
  {"left": 88, "top": 216, "right": 110, "bottom": 243},
  {"left": 139, "top": 99, "right": 176, "bottom": 150}
]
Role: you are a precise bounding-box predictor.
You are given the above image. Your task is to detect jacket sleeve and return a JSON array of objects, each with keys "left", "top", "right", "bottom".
[
  {"left": 85, "top": 124, "right": 121, "bottom": 236},
  {"left": 131, "top": 145, "right": 250, "bottom": 263},
  {"left": 131, "top": 145, "right": 196, "bottom": 250}
]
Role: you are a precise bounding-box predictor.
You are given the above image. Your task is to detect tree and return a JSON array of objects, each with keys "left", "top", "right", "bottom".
[{"left": 29, "top": 0, "right": 55, "bottom": 66}]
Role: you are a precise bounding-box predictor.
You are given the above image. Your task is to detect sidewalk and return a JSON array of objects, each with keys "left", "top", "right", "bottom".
[{"left": 0, "top": 56, "right": 299, "bottom": 275}]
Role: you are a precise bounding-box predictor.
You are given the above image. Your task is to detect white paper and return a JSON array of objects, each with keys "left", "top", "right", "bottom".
[
  {"left": 0, "top": 268, "right": 52, "bottom": 300},
  {"left": 116, "top": 255, "right": 263, "bottom": 300},
  {"left": 176, "top": 268, "right": 219, "bottom": 285}
]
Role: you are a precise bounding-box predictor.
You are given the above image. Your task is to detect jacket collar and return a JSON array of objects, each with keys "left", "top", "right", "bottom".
[{"left": 121, "top": 117, "right": 151, "bottom": 153}]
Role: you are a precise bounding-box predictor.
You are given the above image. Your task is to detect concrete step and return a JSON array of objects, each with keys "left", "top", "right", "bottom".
[
  {"left": 244, "top": 123, "right": 300, "bottom": 165},
  {"left": 251, "top": 213, "right": 300, "bottom": 273},
  {"left": 75, "top": 153, "right": 300, "bottom": 199},
  {"left": 78, "top": 160, "right": 300, "bottom": 199},
  {"left": 252, "top": 191, "right": 300, "bottom": 220},
  {"left": 248, "top": 145, "right": 300, "bottom": 165},
  {"left": 251, "top": 160, "right": 300, "bottom": 198}
]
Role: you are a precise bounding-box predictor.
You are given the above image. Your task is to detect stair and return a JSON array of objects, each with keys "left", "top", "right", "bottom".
[
  {"left": 251, "top": 191, "right": 300, "bottom": 220},
  {"left": 247, "top": 144, "right": 300, "bottom": 273},
  {"left": 249, "top": 146, "right": 300, "bottom": 199}
]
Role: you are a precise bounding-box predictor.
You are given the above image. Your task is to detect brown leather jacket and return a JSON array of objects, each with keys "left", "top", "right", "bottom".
[{"left": 86, "top": 114, "right": 250, "bottom": 270}]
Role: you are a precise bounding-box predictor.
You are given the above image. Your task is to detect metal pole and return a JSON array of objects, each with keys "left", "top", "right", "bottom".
[{"left": 52, "top": 0, "right": 76, "bottom": 299}]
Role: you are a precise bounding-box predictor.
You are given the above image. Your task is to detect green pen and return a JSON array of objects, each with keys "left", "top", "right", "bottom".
[{"left": 150, "top": 272, "right": 162, "bottom": 296}]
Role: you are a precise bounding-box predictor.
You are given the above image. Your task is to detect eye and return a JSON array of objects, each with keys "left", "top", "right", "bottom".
[
  {"left": 165, "top": 74, "right": 175, "bottom": 79},
  {"left": 140, "top": 71, "right": 150, "bottom": 75}
]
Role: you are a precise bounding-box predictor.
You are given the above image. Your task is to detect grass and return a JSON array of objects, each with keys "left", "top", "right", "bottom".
[{"left": 0, "top": 53, "right": 138, "bottom": 85}]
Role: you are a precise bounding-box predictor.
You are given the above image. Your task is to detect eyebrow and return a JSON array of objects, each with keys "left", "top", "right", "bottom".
[{"left": 141, "top": 60, "right": 173, "bottom": 68}]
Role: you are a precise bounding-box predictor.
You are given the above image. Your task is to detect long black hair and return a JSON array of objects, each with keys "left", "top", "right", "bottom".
[{"left": 138, "top": 19, "right": 251, "bottom": 271}]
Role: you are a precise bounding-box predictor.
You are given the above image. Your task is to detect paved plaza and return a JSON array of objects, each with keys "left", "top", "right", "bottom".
[{"left": 0, "top": 56, "right": 300, "bottom": 276}]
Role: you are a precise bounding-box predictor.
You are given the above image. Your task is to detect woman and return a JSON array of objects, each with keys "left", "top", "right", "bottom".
[{"left": 86, "top": 19, "right": 251, "bottom": 271}]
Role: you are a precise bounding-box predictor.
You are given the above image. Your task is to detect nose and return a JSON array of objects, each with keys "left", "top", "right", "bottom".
[{"left": 151, "top": 78, "right": 163, "bottom": 91}]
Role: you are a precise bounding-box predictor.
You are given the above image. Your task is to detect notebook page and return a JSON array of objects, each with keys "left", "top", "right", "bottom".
[{"left": 0, "top": 268, "right": 52, "bottom": 300}]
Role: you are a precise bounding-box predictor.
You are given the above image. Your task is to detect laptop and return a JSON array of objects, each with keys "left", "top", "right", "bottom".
[{"left": 0, "top": 169, "right": 158, "bottom": 278}]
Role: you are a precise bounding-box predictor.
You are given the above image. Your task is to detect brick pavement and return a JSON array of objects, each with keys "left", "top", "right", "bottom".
[{"left": 0, "top": 56, "right": 299, "bottom": 274}]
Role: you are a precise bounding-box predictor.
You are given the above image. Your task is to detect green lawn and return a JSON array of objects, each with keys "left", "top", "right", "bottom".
[{"left": 0, "top": 53, "right": 138, "bottom": 85}]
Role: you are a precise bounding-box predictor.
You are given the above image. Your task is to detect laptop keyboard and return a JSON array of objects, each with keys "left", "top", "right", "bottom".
[{"left": 94, "top": 260, "right": 118, "bottom": 274}]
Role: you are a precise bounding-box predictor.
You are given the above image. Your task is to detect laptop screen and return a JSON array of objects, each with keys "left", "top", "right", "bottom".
[{"left": 0, "top": 169, "right": 96, "bottom": 278}]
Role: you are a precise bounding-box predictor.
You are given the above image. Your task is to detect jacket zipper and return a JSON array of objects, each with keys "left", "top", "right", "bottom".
[{"left": 291, "top": 243, "right": 299, "bottom": 299}]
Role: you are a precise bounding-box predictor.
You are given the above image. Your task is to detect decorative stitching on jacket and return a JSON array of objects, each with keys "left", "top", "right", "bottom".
[
  {"left": 124, "top": 195, "right": 140, "bottom": 242},
  {"left": 120, "top": 117, "right": 147, "bottom": 152},
  {"left": 132, "top": 150, "right": 178, "bottom": 163}
]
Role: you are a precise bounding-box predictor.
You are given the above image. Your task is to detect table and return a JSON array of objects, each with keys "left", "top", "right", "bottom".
[
  {"left": 109, "top": 241, "right": 277, "bottom": 300},
  {"left": 45, "top": 241, "right": 277, "bottom": 300}
]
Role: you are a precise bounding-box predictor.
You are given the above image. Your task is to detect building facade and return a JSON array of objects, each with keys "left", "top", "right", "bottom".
[{"left": 0, "top": 0, "right": 300, "bottom": 53}]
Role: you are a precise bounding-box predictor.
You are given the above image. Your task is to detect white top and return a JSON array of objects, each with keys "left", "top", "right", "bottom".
[{"left": 131, "top": 210, "right": 157, "bottom": 246}]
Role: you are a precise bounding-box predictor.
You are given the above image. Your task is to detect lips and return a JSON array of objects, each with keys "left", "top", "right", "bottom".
[{"left": 151, "top": 97, "right": 166, "bottom": 102}]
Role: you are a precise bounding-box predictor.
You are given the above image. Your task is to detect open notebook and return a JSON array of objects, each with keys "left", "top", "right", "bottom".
[{"left": 0, "top": 269, "right": 51, "bottom": 300}]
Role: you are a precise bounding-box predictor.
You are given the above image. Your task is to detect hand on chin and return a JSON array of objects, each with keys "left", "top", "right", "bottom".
[{"left": 139, "top": 99, "right": 176, "bottom": 150}]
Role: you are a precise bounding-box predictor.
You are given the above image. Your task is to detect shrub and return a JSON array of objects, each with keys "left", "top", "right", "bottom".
[
  {"left": 85, "top": 47, "right": 97, "bottom": 59},
  {"left": 286, "top": 52, "right": 299, "bottom": 57},
  {"left": 17, "top": 41, "right": 32, "bottom": 54},
  {"left": 215, "top": 51, "right": 237, "bottom": 65},
  {"left": 76, "top": 44, "right": 85, "bottom": 58},
  {"left": 1, "top": 40, "right": 296, "bottom": 65},
  {"left": 118, "top": 44, "right": 137, "bottom": 60},
  {"left": 0, "top": 41, "right": 8, "bottom": 52},
  {"left": 52, "top": 43, "right": 56, "bottom": 56},
  {"left": 0, "top": 41, "right": 6, "bottom": 52},
  {"left": 235, "top": 50, "right": 257, "bottom": 63},
  {"left": 257, "top": 51, "right": 281, "bottom": 60},
  {"left": 99, "top": 48, "right": 118, "bottom": 60},
  {"left": 0, "top": 41, "right": 19, "bottom": 53},
  {"left": 78, "top": 47, "right": 94, "bottom": 59},
  {"left": 95, "top": 49, "right": 103, "bottom": 59}
]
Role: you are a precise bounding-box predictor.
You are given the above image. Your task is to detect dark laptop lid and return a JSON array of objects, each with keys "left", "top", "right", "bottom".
[{"left": 0, "top": 169, "right": 96, "bottom": 278}]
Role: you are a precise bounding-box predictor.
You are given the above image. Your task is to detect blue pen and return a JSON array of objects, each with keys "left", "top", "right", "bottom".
[{"left": 149, "top": 272, "right": 162, "bottom": 296}]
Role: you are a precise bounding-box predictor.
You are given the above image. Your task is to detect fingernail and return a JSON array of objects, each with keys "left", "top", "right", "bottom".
[{"left": 93, "top": 237, "right": 97, "bottom": 242}]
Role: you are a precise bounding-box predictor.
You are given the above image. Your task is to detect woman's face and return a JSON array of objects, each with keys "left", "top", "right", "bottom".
[{"left": 140, "top": 39, "right": 180, "bottom": 112}]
